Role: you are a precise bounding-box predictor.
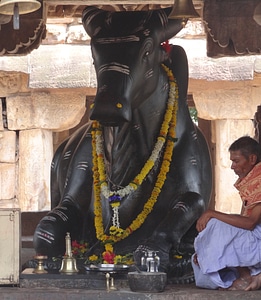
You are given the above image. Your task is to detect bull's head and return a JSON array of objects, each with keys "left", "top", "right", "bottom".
[{"left": 82, "top": 7, "right": 183, "bottom": 126}]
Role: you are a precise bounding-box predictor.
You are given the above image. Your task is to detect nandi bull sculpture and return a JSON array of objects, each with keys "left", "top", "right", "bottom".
[{"left": 33, "top": 6, "right": 212, "bottom": 282}]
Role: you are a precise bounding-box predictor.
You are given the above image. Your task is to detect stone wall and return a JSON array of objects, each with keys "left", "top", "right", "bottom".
[{"left": 0, "top": 71, "right": 89, "bottom": 210}]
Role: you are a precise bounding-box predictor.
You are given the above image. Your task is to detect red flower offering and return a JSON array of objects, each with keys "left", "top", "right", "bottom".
[{"left": 102, "top": 251, "right": 116, "bottom": 264}]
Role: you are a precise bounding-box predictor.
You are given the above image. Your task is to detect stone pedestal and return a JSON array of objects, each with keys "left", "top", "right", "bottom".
[
  {"left": 127, "top": 272, "right": 167, "bottom": 293},
  {"left": 20, "top": 268, "right": 129, "bottom": 290}
]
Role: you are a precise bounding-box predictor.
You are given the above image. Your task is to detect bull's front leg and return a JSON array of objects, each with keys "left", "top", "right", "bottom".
[
  {"left": 134, "top": 192, "right": 206, "bottom": 273},
  {"left": 33, "top": 134, "right": 94, "bottom": 258}
]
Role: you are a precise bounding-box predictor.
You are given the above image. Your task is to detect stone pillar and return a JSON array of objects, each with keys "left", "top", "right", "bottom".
[
  {"left": 0, "top": 130, "right": 18, "bottom": 208},
  {"left": 193, "top": 78, "right": 259, "bottom": 213},
  {"left": 19, "top": 129, "right": 53, "bottom": 211},
  {"left": 213, "top": 119, "right": 254, "bottom": 214}
]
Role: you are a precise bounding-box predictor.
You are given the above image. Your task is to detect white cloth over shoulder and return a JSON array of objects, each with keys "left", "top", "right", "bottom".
[{"left": 193, "top": 218, "right": 261, "bottom": 289}]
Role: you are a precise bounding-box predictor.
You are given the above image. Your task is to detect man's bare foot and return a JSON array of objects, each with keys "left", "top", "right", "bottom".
[
  {"left": 228, "top": 277, "right": 252, "bottom": 290},
  {"left": 227, "top": 267, "right": 252, "bottom": 291},
  {"left": 245, "top": 273, "right": 261, "bottom": 291}
]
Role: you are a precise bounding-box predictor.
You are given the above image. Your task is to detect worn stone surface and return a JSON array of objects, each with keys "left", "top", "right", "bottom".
[
  {"left": 0, "top": 103, "right": 2, "bottom": 131},
  {"left": 0, "top": 130, "right": 17, "bottom": 163},
  {"left": 18, "top": 129, "right": 53, "bottom": 211},
  {"left": 29, "top": 44, "right": 96, "bottom": 89},
  {"left": 7, "top": 91, "right": 86, "bottom": 131},
  {"left": 193, "top": 88, "right": 260, "bottom": 120},
  {"left": 0, "top": 163, "right": 16, "bottom": 200},
  {"left": 0, "top": 71, "right": 30, "bottom": 96},
  {"left": 0, "top": 198, "right": 19, "bottom": 208}
]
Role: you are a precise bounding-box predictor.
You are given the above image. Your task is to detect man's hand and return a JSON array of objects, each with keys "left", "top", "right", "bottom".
[
  {"left": 196, "top": 203, "right": 261, "bottom": 233},
  {"left": 196, "top": 210, "right": 214, "bottom": 232}
]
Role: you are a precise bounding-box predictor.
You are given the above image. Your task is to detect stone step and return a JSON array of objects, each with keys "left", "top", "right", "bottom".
[{"left": 1, "top": 285, "right": 261, "bottom": 300}]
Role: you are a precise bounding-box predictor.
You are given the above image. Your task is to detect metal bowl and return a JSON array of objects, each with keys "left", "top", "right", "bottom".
[{"left": 85, "top": 263, "right": 130, "bottom": 273}]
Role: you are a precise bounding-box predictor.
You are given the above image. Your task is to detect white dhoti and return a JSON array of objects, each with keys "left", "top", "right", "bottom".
[{"left": 192, "top": 218, "right": 261, "bottom": 289}]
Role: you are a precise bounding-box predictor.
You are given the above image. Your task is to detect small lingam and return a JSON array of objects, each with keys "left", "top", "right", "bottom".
[
  {"left": 141, "top": 250, "right": 160, "bottom": 272},
  {"left": 59, "top": 232, "right": 79, "bottom": 274}
]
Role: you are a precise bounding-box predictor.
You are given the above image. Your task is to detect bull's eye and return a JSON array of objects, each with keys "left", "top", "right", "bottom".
[{"left": 142, "top": 39, "right": 153, "bottom": 60}]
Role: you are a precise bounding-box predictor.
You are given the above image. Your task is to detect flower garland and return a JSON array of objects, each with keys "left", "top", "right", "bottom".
[{"left": 91, "top": 64, "right": 178, "bottom": 253}]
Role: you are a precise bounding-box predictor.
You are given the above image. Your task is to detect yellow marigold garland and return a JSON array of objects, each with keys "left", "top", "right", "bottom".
[{"left": 91, "top": 64, "right": 178, "bottom": 250}]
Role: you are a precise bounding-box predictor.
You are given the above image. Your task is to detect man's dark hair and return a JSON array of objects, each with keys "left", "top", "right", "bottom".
[{"left": 229, "top": 136, "right": 261, "bottom": 163}]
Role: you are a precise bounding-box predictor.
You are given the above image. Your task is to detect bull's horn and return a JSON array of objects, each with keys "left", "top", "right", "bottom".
[{"left": 82, "top": 6, "right": 108, "bottom": 38}]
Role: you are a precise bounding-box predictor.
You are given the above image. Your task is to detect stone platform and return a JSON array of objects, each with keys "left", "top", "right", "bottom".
[
  {"left": 13, "top": 268, "right": 261, "bottom": 300},
  {"left": 20, "top": 268, "right": 129, "bottom": 290},
  {"left": 15, "top": 251, "right": 261, "bottom": 300}
]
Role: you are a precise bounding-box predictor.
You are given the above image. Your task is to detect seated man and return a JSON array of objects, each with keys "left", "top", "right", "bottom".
[{"left": 192, "top": 136, "right": 261, "bottom": 291}]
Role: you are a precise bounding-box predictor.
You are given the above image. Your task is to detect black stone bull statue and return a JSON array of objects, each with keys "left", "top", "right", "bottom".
[{"left": 33, "top": 6, "right": 212, "bottom": 282}]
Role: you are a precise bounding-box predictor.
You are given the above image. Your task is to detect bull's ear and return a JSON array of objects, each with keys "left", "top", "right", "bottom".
[
  {"left": 159, "top": 7, "right": 184, "bottom": 42},
  {"left": 82, "top": 6, "right": 108, "bottom": 37}
]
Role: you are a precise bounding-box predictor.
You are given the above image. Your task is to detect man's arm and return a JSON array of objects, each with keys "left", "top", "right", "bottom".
[{"left": 196, "top": 203, "right": 261, "bottom": 232}]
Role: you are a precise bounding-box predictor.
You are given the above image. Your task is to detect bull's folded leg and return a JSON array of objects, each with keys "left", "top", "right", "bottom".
[
  {"left": 134, "top": 192, "right": 205, "bottom": 273},
  {"left": 33, "top": 203, "right": 83, "bottom": 257}
]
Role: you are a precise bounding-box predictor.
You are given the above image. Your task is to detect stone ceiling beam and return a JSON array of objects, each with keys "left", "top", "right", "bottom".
[
  {"left": 44, "top": 0, "right": 173, "bottom": 5},
  {"left": 188, "top": 74, "right": 261, "bottom": 94}
]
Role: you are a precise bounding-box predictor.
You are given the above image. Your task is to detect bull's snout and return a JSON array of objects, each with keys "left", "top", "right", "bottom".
[{"left": 90, "top": 93, "right": 131, "bottom": 126}]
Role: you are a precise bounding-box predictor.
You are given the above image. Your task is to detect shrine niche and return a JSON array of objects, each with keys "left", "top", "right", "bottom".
[
  {"left": 0, "top": 0, "right": 46, "bottom": 56},
  {"left": 203, "top": 0, "right": 261, "bottom": 57}
]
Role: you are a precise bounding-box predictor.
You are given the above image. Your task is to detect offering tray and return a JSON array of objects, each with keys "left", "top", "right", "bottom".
[{"left": 85, "top": 264, "right": 129, "bottom": 273}]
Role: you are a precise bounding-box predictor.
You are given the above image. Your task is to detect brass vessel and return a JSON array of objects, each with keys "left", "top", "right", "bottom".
[{"left": 33, "top": 255, "right": 48, "bottom": 274}]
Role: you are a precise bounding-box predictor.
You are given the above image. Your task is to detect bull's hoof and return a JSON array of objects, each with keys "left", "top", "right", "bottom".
[
  {"left": 167, "top": 255, "right": 194, "bottom": 284},
  {"left": 33, "top": 210, "right": 69, "bottom": 257},
  {"left": 168, "top": 272, "right": 195, "bottom": 284},
  {"left": 33, "top": 205, "right": 83, "bottom": 257},
  {"left": 33, "top": 221, "right": 66, "bottom": 257}
]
